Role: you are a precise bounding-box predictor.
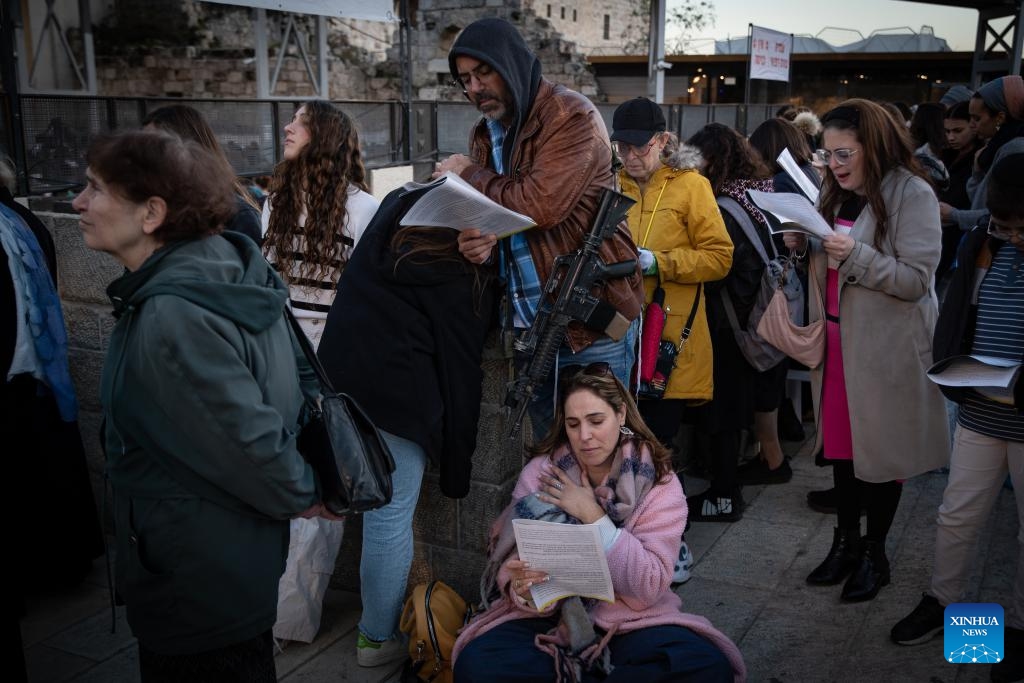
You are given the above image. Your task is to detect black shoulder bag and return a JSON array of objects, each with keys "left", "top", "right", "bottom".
[{"left": 285, "top": 308, "right": 395, "bottom": 516}]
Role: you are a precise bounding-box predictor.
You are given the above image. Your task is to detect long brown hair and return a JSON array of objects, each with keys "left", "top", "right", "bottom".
[
  {"left": 686, "top": 122, "right": 770, "bottom": 193},
  {"left": 818, "top": 99, "right": 924, "bottom": 248},
  {"left": 390, "top": 226, "right": 493, "bottom": 312},
  {"left": 529, "top": 371, "right": 673, "bottom": 482},
  {"left": 748, "top": 118, "right": 813, "bottom": 173},
  {"left": 264, "top": 100, "right": 368, "bottom": 283},
  {"left": 141, "top": 104, "right": 259, "bottom": 213}
]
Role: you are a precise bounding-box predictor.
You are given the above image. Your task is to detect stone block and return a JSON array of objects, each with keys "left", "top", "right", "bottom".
[
  {"left": 412, "top": 475, "right": 459, "bottom": 547},
  {"left": 479, "top": 356, "right": 510, "bottom": 406},
  {"left": 63, "top": 302, "right": 104, "bottom": 352},
  {"left": 143, "top": 55, "right": 156, "bottom": 68},
  {"left": 469, "top": 404, "right": 524, "bottom": 486},
  {"left": 457, "top": 478, "right": 514, "bottom": 553},
  {"left": 68, "top": 348, "right": 105, "bottom": 413},
  {"left": 227, "top": 70, "right": 244, "bottom": 83},
  {"left": 426, "top": 58, "right": 450, "bottom": 74},
  {"left": 425, "top": 545, "right": 488, "bottom": 600}
]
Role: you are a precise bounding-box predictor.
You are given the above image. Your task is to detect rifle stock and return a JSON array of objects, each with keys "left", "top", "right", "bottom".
[{"left": 504, "top": 188, "right": 637, "bottom": 445}]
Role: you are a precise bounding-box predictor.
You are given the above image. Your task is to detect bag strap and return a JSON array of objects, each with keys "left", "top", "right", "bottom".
[
  {"left": 716, "top": 196, "right": 778, "bottom": 265},
  {"left": 284, "top": 306, "right": 336, "bottom": 394},
  {"left": 676, "top": 282, "right": 703, "bottom": 351},
  {"left": 719, "top": 288, "right": 744, "bottom": 334}
]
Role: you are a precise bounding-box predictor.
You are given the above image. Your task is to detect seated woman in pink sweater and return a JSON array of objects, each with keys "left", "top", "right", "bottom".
[{"left": 452, "top": 365, "right": 745, "bottom": 682}]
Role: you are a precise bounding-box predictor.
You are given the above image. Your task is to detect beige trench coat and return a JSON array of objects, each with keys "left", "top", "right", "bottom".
[{"left": 807, "top": 167, "right": 951, "bottom": 482}]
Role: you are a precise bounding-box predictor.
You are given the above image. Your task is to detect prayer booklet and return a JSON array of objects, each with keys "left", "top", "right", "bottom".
[
  {"left": 747, "top": 189, "right": 835, "bottom": 239},
  {"left": 399, "top": 171, "right": 536, "bottom": 238},
  {"left": 512, "top": 518, "right": 615, "bottom": 610},
  {"left": 775, "top": 148, "right": 820, "bottom": 203},
  {"left": 927, "top": 354, "right": 1021, "bottom": 404}
]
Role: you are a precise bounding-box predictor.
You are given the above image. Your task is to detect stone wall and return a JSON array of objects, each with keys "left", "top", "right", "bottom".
[
  {"left": 36, "top": 207, "right": 520, "bottom": 600},
  {"left": 88, "top": 1, "right": 603, "bottom": 103}
]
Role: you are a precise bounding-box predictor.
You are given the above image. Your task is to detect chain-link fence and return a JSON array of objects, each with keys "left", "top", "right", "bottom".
[{"left": 0, "top": 94, "right": 777, "bottom": 196}]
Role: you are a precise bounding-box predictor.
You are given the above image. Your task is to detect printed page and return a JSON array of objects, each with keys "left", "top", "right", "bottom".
[
  {"left": 927, "top": 354, "right": 1021, "bottom": 389},
  {"left": 776, "top": 148, "right": 820, "bottom": 203},
  {"left": 746, "top": 190, "right": 835, "bottom": 239},
  {"left": 399, "top": 171, "right": 536, "bottom": 238},
  {"left": 512, "top": 518, "right": 615, "bottom": 610}
]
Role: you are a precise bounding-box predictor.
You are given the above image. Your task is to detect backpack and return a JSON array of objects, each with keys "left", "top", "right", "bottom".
[{"left": 716, "top": 196, "right": 804, "bottom": 372}]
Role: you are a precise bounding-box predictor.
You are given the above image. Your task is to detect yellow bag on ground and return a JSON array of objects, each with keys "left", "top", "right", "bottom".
[{"left": 399, "top": 580, "right": 471, "bottom": 683}]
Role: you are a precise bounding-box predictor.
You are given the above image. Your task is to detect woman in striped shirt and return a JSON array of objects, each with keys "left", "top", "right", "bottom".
[
  {"left": 890, "top": 152, "right": 1024, "bottom": 681},
  {"left": 262, "top": 100, "right": 380, "bottom": 350}
]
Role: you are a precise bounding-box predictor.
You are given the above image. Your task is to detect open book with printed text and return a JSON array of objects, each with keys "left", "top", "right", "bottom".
[
  {"left": 399, "top": 171, "right": 536, "bottom": 238},
  {"left": 512, "top": 518, "right": 615, "bottom": 610},
  {"left": 746, "top": 189, "right": 835, "bottom": 239},
  {"left": 927, "top": 354, "right": 1021, "bottom": 404}
]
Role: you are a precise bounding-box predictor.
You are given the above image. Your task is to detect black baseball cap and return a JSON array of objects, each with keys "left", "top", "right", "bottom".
[{"left": 611, "top": 97, "right": 667, "bottom": 147}]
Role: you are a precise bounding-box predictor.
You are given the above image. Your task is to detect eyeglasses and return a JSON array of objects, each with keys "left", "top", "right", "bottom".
[
  {"left": 987, "top": 217, "right": 1024, "bottom": 242},
  {"left": 612, "top": 139, "right": 656, "bottom": 159},
  {"left": 452, "top": 62, "right": 496, "bottom": 91},
  {"left": 815, "top": 148, "right": 859, "bottom": 166},
  {"left": 558, "top": 362, "right": 612, "bottom": 392}
]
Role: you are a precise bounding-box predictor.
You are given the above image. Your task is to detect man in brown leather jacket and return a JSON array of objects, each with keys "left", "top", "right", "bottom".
[{"left": 436, "top": 17, "right": 644, "bottom": 439}]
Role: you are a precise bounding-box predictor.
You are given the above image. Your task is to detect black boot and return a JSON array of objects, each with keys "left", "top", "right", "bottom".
[
  {"left": 806, "top": 527, "right": 861, "bottom": 585},
  {"left": 841, "top": 539, "right": 891, "bottom": 602}
]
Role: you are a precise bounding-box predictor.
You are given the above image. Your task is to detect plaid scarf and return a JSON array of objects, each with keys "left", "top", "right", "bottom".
[{"left": 479, "top": 438, "right": 658, "bottom": 682}]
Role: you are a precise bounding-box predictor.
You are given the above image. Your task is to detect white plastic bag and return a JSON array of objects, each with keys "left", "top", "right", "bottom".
[{"left": 274, "top": 516, "right": 345, "bottom": 643}]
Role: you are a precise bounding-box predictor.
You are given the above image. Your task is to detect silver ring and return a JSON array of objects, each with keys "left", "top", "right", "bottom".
[{"left": 554, "top": 482, "right": 563, "bottom": 491}]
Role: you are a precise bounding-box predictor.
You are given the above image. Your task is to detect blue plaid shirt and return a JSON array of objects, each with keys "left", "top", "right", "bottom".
[{"left": 487, "top": 119, "right": 541, "bottom": 327}]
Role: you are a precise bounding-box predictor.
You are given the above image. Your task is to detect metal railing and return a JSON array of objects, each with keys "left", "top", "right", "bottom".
[{"left": 0, "top": 94, "right": 779, "bottom": 196}]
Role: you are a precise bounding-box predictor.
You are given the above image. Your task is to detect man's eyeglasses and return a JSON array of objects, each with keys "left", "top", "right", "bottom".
[
  {"left": 558, "top": 362, "right": 613, "bottom": 391},
  {"left": 815, "top": 148, "right": 859, "bottom": 166},
  {"left": 452, "top": 62, "right": 496, "bottom": 91},
  {"left": 987, "top": 217, "right": 1024, "bottom": 243},
  {"left": 612, "top": 139, "right": 656, "bottom": 159}
]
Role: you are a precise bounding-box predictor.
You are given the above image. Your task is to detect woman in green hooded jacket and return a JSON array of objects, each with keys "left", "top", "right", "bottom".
[{"left": 72, "top": 130, "right": 324, "bottom": 682}]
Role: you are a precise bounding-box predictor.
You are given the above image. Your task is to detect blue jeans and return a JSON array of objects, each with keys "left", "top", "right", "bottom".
[
  {"left": 524, "top": 320, "right": 638, "bottom": 442},
  {"left": 358, "top": 429, "right": 427, "bottom": 641},
  {"left": 454, "top": 618, "right": 733, "bottom": 683}
]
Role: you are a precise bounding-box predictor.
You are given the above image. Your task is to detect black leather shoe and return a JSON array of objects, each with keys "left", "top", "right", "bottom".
[
  {"left": 806, "top": 527, "right": 861, "bottom": 585},
  {"left": 841, "top": 539, "right": 891, "bottom": 602}
]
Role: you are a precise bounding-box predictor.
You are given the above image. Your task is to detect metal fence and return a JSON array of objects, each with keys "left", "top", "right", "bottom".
[{"left": 0, "top": 94, "right": 778, "bottom": 196}]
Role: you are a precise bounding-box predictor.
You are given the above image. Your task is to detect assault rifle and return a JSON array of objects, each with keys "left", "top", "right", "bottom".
[{"left": 504, "top": 188, "right": 637, "bottom": 445}]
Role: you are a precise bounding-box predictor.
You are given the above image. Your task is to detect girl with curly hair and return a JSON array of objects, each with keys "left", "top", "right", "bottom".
[
  {"left": 262, "top": 100, "right": 379, "bottom": 350},
  {"left": 262, "top": 101, "right": 379, "bottom": 644}
]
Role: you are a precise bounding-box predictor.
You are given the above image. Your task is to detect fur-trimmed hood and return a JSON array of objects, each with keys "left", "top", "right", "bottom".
[{"left": 663, "top": 143, "right": 703, "bottom": 172}]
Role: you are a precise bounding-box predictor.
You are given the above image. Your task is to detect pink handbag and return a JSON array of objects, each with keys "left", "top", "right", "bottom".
[{"left": 756, "top": 260, "right": 825, "bottom": 369}]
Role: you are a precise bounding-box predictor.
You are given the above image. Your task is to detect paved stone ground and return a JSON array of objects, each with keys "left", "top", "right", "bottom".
[{"left": 21, "top": 427, "right": 1018, "bottom": 682}]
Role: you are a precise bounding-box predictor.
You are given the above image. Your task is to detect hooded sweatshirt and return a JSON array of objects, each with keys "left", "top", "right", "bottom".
[
  {"left": 448, "top": 17, "right": 542, "bottom": 174},
  {"left": 447, "top": 18, "right": 643, "bottom": 352},
  {"left": 101, "top": 231, "right": 318, "bottom": 654}
]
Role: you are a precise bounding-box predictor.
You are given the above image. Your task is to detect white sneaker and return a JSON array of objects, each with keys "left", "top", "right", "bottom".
[
  {"left": 672, "top": 540, "right": 694, "bottom": 584},
  {"left": 356, "top": 632, "right": 407, "bottom": 667}
]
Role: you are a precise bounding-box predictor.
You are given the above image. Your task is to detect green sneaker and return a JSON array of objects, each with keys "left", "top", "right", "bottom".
[{"left": 356, "top": 632, "right": 407, "bottom": 668}]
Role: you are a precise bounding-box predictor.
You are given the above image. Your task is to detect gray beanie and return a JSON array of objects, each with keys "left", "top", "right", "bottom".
[{"left": 939, "top": 85, "right": 972, "bottom": 107}]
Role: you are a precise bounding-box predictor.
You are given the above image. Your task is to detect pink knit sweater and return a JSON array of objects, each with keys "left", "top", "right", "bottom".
[{"left": 452, "top": 456, "right": 746, "bottom": 682}]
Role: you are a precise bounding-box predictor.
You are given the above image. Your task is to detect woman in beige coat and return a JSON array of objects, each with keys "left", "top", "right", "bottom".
[{"left": 785, "top": 99, "right": 950, "bottom": 603}]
